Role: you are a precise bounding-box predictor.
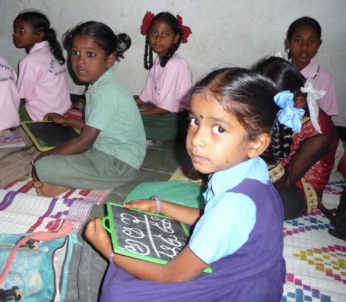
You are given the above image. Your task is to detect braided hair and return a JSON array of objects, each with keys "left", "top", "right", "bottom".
[
  {"left": 65, "top": 21, "right": 131, "bottom": 61},
  {"left": 144, "top": 12, "right": 183, "bottom": 70},
  {"left": 16, "top": 10, "right": 65, "bottom": 65},
  {"left": 253, "top": 56, "right": 310, "bottom": 160}
]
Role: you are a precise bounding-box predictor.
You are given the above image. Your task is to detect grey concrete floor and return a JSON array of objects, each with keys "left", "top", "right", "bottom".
[{"left": 77, "top": 138, "right": 188, "bottom": 242}]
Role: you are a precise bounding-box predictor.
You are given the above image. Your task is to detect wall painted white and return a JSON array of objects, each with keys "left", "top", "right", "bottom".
[{"left": 1, "top": 0, "right": 345, "bottom": 125}]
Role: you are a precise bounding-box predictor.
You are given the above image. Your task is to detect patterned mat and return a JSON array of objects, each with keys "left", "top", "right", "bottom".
[
  {"left": 4, "top": 177, "right": 112, "bottom": 203},
  {"left": 169, "top": 156, "right": 346, "bottom": 302},
  {"left": 0, "top": 189, "right": 95, "bottom": 233},
  {"left": 0, "top": 178, "right": 112, "bottom": 234},
  {"left": 282, "top": 211, "right": 346, "bottom": 301},
  {"left": 324, "top": 172, "right": 346, "bottom": 195}
]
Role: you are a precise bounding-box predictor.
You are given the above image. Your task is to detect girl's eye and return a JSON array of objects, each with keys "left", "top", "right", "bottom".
[
  {"left": 87, "top": 52, "right": 96, "bottom": 58},
  {"left": 72, "top": 50, "right": 79, "bottom": 55},
  {"left": 20, "top": 28, "right": 24, "bottom": 32},
  {"left": 309, "top": 40, "right": 316, "bottom": 43},
  {"left": 150, "top": 31, "right": 157, "bottom": 36},
  {"left": 190, "top": 118, "right": 199, "bottom": 126},
  {"left": 163, "top": 33, "right": 169, "bottom": 37},
  {"left": 294, "top": 39, "right": 301, "bottom": 43},
  {"left": 212, "top": 125, "right": 226, "bottom": 134}
]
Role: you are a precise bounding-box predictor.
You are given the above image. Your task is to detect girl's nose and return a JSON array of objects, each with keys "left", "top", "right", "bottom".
[
  {"left": 77, "top": 55, "right": 85, "bottom": 64},
  {"left": 189, "top": 126, "right": 205, "bottom": 148}
]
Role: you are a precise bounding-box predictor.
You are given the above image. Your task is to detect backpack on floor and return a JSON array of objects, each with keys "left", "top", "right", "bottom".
[{"left": 0, "top": 220, "right": 81, "bottom": 302}]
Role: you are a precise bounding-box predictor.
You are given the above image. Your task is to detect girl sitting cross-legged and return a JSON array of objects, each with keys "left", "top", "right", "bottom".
[
  {"left": 254, "top": 56, "right": 339, "bottom": 220},
  {"left": 85, "top": 68, "right": 287, "bottom": 302},
  {"left": 32, "top": 21, "right": 146, "bottom": 197},
  {"left": 135, "top": 11, "right": 195, "bottom": 142}
]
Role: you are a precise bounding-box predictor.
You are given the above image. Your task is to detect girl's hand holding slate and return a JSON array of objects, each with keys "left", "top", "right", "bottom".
[
  {"left": 124, "top": 199, "right": 157, "bottom": 213},
  {"left": 44, "top": 113, "right": 68, "bottom": 125}
]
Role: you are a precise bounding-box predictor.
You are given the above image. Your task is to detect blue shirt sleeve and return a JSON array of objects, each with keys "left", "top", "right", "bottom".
[{"left": 189, "top": 192, "right": 256, "bottom": 264}]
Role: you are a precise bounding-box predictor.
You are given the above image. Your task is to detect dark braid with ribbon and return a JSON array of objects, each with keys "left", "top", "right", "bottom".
[{"left": 16, "top": 10, "right": 65, "bottom": 64}]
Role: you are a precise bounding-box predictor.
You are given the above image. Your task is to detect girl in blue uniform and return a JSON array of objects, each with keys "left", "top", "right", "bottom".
[{"left": 85, "top": 68, "right": 296, "bottom": 301}]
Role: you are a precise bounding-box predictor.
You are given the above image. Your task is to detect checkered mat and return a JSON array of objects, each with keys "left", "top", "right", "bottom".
[
  {"left": 170, "top": 156, "right": 346, "bottom": 302},
  {"left": 282, "top": 211, "right": 346, "bottom": 301},
  {"left": 324, "top": 172, "right": 346, "bottom": 195}
]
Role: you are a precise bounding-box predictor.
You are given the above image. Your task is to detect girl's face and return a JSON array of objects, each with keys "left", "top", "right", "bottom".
[
  {"left": 285, "top": 25, "right": 322, "bottom": 71},
  {"left": 186, "top": 94, "right": 256, "bottom": 174},
  {"left": 71, "top": 35, "right": 115, "bottom": 85},
  {"left": 149, "top": 20, "right": 179, "bottom": 60},
  {"left": 13, "top": 18, "right": 43, "bottom": 52}
]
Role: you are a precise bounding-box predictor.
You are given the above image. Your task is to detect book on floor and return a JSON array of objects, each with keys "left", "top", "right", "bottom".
[{"left": 0, "top": 130, "right": 25, "bottom": 148}]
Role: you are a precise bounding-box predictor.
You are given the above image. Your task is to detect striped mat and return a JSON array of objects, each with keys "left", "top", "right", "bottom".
[{"left": 0, "top": 178, "right": 112, "bottom": 233}]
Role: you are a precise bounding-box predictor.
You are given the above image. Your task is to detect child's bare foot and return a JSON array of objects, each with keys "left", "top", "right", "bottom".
[{"left": 33, "top": 181, "right": 69, "bottom": 197}]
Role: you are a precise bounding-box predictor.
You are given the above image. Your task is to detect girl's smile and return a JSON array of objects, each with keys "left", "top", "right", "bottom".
[
  {"left": 285, "top": 25, "right": 322, "bottom": 71},
  {"left": 186, "top": 94, "right": 255, "bottom": 174},
  {"left": 71, "top": 35, "right": 115, "bottom": 85},
  {"left": 149, "top": 20, "right": 179, "bottom": 60}
]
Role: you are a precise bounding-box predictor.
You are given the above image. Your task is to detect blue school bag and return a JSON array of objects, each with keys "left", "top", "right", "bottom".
[{"left": 0, "top": 220, "right": 81, "bottom": 302}]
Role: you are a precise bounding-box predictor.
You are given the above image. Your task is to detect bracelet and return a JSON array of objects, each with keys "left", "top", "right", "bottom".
[
  {"left": 150, "top": 195, "right": 161, "bottom": 214},
  {"left": 109, "top": 251, "right": 115, "bottom": 263}
]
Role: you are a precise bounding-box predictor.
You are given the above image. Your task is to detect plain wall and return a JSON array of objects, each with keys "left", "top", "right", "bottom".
[{"left": 0, "top": 0, "right": 345, "bottom": 125}]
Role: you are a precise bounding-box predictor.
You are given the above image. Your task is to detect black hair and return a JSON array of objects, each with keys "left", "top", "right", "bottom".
[
  {"left": 15, "top": 10, "right": 65, "bottom": 65},
  {"left": 253, "top": 56, "right": 310, "bottom": 159},
  {"left": 144, "top": 12, "right": 183, "bottom": 70},
  {"left": 286, "top": 16, "right": 322, "bottom": 59},
  {"left": 194, "top": 68, "right": 286, "bottom": 160},
  {"left": 65, "top": 21, "right": 131, "bottom": 60}
]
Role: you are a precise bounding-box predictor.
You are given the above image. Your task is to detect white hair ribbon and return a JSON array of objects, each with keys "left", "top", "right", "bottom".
[{"left": 300, "top": 74, "right": 326, "bottom": 133}]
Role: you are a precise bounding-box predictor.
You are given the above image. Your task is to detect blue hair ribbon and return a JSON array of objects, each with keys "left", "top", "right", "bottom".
[{"left": 274, "top": 90, "right": 305, "bottom": 133}]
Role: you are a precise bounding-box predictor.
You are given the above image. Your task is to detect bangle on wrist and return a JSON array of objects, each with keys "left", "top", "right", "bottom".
[
  {"left": 150, "top": 195, "right": 161, "bottom": 214},
  {"left": 31, "top": 159, "right": 36, "bottom": 167},
  {"left": 109, "top": 251, "right": 115, "bottom": 263}
]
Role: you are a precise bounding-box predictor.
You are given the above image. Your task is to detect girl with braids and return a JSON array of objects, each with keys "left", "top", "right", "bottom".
[
  {"left": 32, "top": 21, "right": 145, "bottom": 197},
  {"left": 13, "top": 10, "right": 71, "bottom": 121},
  {"left": 254, "top": 56, "right": 339, "bottom": 220},
  {"left": 135, "top": 11, "right": 194, "bottom": 141},
  {"left": 84, "top": 68, "right": 286, "bottom": 302}
]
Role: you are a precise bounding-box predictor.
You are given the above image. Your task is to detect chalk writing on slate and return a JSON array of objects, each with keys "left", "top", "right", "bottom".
[{"left": 110, "top": 204, "right": 189, "bottom": 262}]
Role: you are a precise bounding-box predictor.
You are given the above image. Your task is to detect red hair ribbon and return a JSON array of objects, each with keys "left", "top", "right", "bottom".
[
  {"left": 141, "top": 11, "right": 155, "bottom": 35},
  {"left": 177, "top": 15, "right": 192, "bottom": 43}
]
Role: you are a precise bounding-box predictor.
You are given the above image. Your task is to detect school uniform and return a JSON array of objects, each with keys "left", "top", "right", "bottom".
[
  {"left": 0, "top": 56, "right": 20, "bottom": 132},
  {"left": 300, "top": 58, "right": 338, "bottom": 116},
  {"left": 99, "top": 157, "right": 286, "bottom": 302},
  {"left": 139, "top": 53, "right": 194, "bottom": 141},
  {"left": 36, "top": 68, "right": 146, "bottom": 190},
  {"left": 17, "top": 41, "right": 71, "bottom": 121}
]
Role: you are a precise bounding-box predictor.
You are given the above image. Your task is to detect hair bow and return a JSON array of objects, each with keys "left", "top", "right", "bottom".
[
  {"left": 176, "top": 15, "right": 192, "bottom": 43},
  {"left": 274, "top": 90, "right": 305, "bottom": 133},
  {"left": 300, "top": 75, "right": 325, "bottom": 133},
  {"left": 141, "top": 11, "right": 155, "bottom": 35}
]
